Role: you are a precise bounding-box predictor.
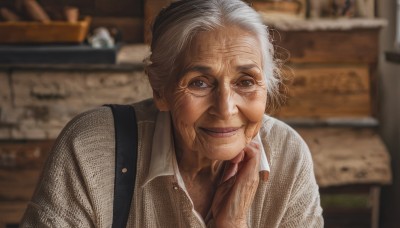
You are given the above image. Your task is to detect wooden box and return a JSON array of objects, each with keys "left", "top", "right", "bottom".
[{"left": 0, "top": 17, "right": 91, "bottom": 44}]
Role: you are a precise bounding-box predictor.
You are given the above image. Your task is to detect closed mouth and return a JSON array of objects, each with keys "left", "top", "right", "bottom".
[{"left": 199, "top": 127, "right": 241, "bottom": 137}]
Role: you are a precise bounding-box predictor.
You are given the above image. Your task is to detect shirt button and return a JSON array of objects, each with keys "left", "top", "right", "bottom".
[{"left": 173, "top": 186, "right": 179, "bottom": 190}]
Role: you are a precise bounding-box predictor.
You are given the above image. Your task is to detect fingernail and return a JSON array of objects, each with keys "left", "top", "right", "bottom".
[
  {"left": 250, "top": 141, "right": 260, "bottom": 149},
  {"left": 260, "top": 171, "right": 269, "bottom": 182}
]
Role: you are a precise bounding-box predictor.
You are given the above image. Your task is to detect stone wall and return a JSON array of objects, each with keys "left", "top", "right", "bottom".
[{"left": 0, "top": 68, "right": 152, "bottom": 140}]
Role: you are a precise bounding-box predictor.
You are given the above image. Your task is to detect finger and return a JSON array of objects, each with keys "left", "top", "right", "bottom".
[
  {"left": 230, "top": 150, "right": 244, "bottom": 164},
  {"left": 237, "top": 142, "right": 260, "bottom": 172},
  {"left": 233, "top": 142, "right": 261, "bottom": 187},
  {"left": 218, "top": 175, "right": 236, "bottom": 193},
  {"left": 220, "top": 143, "right": 260, "bottom": 185},
  {"left": 211, "top": 144, "right": 262, "bottom": 224},
  {"left": 243, "top": 141, "right": 260, "bottom": 161},
  {"left": 212, "top": 175, "right": 236, "bottom": 214},
  {"left": 220, "top": 162, "right": 238, "bottom": 184},
  {"left": 219, "top": 150, "right": 244, "bottom": 184}
]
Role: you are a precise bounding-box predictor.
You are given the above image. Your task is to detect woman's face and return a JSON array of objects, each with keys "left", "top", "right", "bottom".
[{"left": 156, "top": 26, "right": 268, "bottom": 161}]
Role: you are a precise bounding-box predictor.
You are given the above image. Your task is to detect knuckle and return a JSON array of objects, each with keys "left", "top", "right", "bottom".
[
  {"left": 244, "top": 176, "right": 259, "bottom": 188},
  {"left": 249, "top": 141, "right": 259, "bottom": 149}
]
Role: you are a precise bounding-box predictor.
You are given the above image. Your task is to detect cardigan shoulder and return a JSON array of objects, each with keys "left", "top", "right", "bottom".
[
  {"left": 21, "top": 100, "right": 159, "bottom": 227},
  {"left": 258, "top": 115, "right": 323, "bottom": 227},
  {"left": 259, "top": 115, "right": 310, "bottom": 163}
]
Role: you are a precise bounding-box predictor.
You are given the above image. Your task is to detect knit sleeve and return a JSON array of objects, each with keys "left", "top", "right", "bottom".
[
  {"left": 20, "top": 107, "right": 115, "bottom": 228},
  {"left": 279, "top": 141, "right": 324, "bottom": 228}
]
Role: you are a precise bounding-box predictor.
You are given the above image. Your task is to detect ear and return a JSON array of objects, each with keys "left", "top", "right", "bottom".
[{"left": 153, "top": 90, "right": 169, "bottom": 111}]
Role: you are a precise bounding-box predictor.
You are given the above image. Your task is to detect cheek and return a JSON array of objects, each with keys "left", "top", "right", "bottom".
[
  {"left": 171, "top": 92, "right": 206, "bottom": 121},
  {"left": 238, "top": 89, "right": 267, "bottom": 140},
  {"left": 239, "top": 86, "right": 267, "bottom": 118},
  {"left": 168, "top": 90, "right": 209, "bottom": 141}
]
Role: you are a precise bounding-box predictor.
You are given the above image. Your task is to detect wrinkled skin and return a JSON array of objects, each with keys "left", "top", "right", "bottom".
[{"left": 153, "top": 26, "right": 268, "bottom": 227}]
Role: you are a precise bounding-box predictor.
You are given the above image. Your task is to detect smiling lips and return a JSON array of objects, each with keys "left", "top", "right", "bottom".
[{"left": 200, "top": 127, "right": 241, "bottom": 137}]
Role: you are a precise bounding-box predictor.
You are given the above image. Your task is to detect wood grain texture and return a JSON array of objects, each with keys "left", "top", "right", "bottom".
[
  {"left": 39, "top": 0, "right": 143, "bottom": 18},
  {"left": 272, "top": 29, "right": 379, "bottom": 64},
  {"left": 0, "top": 17, "right": 90, "bottom": 43},
  {"left": 0, "top": 140, "right": 53, "bottom": 170},
  {"left": 144, "top": 0, "right": 174, "bottom": 43},
  {"left": 0, "top": 140, "right": 53, "bottom": 226},
  {"left": 0, "top": 140, "right": 52, "bottom": 199},
  {"left": 296, "top": 127, "right": 392, "bottom": 188},
  {"left": 0, "top": 169, "right": 41, "bottom": 201},
  {"left": 93, "top": 0, "right": 141, "bottom": 17},
  {"left": 0, "top": 201, "right": 28, "bottom": 227},
  {"left": 275, "top": 64, "right": 372, "bottom": 118}
]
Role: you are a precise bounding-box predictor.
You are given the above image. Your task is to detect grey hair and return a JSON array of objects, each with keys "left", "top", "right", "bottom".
[{"left": 145, "top": 0, "right": 282, "bottom": 112}]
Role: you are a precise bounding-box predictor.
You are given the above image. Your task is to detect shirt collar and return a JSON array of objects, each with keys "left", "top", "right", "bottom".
[
  {"left": 142, "top": 111, "right": 176, "bottom": 187},
  {"left": 142, "top": 111, "right": 270, "bottom": 187}
]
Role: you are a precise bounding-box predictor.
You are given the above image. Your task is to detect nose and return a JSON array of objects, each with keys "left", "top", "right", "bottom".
[{"left": 209, "top": 84, "right": 238, "bottom": 119}]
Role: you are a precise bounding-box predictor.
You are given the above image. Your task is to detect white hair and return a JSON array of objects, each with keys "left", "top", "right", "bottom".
[{"left": 145, "top": 0, "right": 282, "bottom": 111}]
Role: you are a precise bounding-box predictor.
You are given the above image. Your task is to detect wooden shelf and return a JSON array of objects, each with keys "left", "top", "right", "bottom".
[
  {"left": 0, "top": 44, "right": 148, "bottom": 71},
  {"left": 282, "top": 117, "right": 379, "bottom": 127},
  {"left": 296, "top": 127, "right": 392, "bottom": 188},
  {"left": 260, "top": 16, "right": 387, "bottom": 31}
]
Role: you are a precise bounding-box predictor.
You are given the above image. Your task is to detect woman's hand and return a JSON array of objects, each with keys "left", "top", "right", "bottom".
[{"left": 210, "top": 141, "right": 261, "bottom": 228}]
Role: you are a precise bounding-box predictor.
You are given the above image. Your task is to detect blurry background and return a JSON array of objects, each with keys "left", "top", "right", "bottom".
[{"left": 0, "top": 0, "right": 398, "bottom": 227}]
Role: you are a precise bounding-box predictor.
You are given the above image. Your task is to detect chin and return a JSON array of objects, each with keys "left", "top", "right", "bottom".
[{"left": 204, "top": 143, "right": 245, "bottom": 161}]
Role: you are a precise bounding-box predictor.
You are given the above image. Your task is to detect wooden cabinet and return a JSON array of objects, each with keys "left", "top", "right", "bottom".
[{"left": 266, "top": 18, "right": 391, "bottom": 228}]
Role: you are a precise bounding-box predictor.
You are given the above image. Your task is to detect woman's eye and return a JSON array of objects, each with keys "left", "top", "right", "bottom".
[
  {"left": 237, "top": 78, "right": 255, "bottom": 87},
  {"left": 189, "top": 79, "right": 210, "bottom": 89},
  {"left": 187, "top": 78, "right": 213, "bottom": 96}
]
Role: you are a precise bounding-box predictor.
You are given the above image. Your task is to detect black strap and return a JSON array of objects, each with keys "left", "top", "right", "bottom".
[{"left": 105, "top": 104, "right": 138, "bottom": 228}]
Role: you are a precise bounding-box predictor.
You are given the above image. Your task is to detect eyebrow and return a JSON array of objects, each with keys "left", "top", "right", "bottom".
[
  {"left": 182, "top": 64, "right": 260, "bottom": 75},
  {"left": 182, "top": 65, "right": 212, "bottom": 75},
  {"left": 236, "top": 64, "right": 261, "bottom": 72}
]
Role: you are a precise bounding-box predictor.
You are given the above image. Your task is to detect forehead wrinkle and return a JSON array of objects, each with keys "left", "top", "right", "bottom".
[
  {"left": 192, "top": 32, "right": 259, "bottom": 53},
  {"left": 183, "top": 28, "right": 263, "bottom": 73},
  {"left": 181, "top": 65, "right": 213, "bottom": 76},
  {"left": 206, "top": 49, "right": 260, "bottom": 65},
  {"left": 214, "top": 41, "right": 261, "bottom": 59},
  {"left": 236, "top": 63, "right": 262, "bottom": 72},
  {"left": 186, "top": 48, "right": 262, "bottom": 74}
]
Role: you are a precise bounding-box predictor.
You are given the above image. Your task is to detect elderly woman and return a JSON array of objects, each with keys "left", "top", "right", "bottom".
[{"left": 21, "top": 0, "right": 323, "bottom": 227}]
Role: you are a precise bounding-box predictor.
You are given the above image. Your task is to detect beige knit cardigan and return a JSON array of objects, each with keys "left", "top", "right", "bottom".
[{"left": 21, "top": 99, "right": 323, "bottom": 228}]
